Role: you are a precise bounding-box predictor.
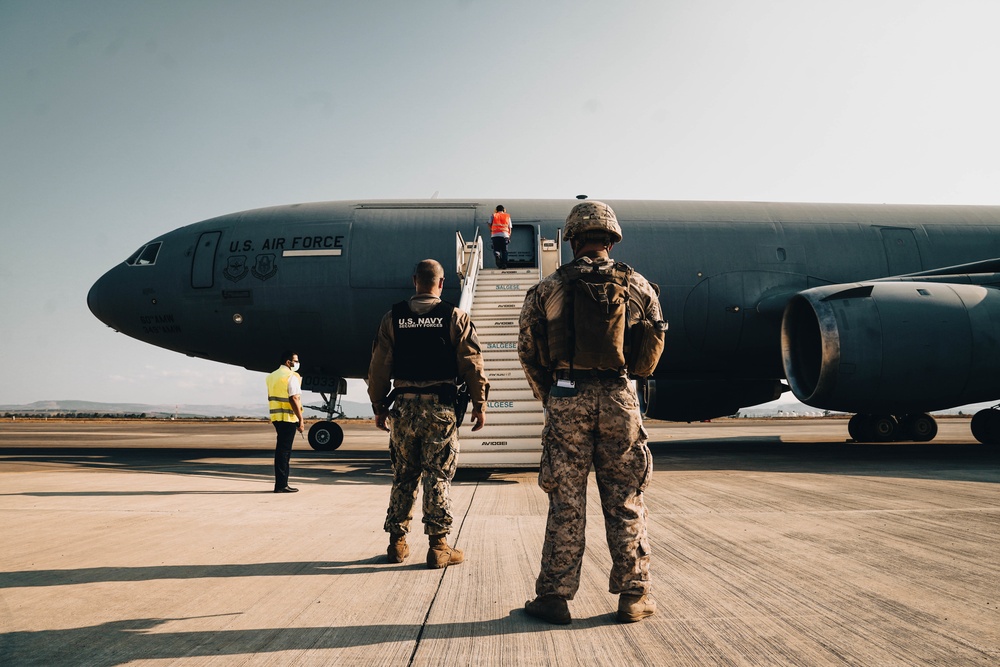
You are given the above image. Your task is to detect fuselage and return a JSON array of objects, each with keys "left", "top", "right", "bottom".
[{"left": 88, "top": 198, "right": 1000, "bottom": 416}]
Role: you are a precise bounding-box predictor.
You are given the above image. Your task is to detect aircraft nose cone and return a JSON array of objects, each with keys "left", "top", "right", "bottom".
[{"left": 88, "top": 268, "right": 124, "bottom": 330}]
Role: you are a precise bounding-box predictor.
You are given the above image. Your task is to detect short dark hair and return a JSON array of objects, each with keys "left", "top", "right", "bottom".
[
  {"left": 413, "top": 259, "right": 444, "bottom": 288},
  {"left": 280, "top": 350, "right": 297, "bottom": 365},
  {"left": 495, "top": 205, "right": 505, "bottom": 212}
]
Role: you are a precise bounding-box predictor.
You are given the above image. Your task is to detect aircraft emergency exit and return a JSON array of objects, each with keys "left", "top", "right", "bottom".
[{"left": 88, "top": 198, "right": 1000, "bottom": 454}]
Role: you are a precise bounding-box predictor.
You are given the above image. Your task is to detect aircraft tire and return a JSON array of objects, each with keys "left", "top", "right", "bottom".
[
  {"left": 901, "top": 413, "right": 937, "bottom": 442},
  {"left": 871, "top": 414, "right": 898, "bottom": 442},
  {"left": 971, "top": 409, "right": 1000, "bottom": 446},
  {"left": 848, "top": 414, "right": 876, "bottom": 442},
  {"left": 307, "top": 421, "right": 344, "bottom": 451}
]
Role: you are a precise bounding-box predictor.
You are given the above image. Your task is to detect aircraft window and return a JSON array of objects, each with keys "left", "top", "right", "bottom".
[
  {"left": 125, "top": 247, "right": 144, "bottom": 265},
  {"left": 126, "top": 242, "right": 162, "bottom": 266}
]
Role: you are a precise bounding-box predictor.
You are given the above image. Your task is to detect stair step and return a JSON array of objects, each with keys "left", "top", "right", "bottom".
[
  {"left": 486, "top": 398, "right": 543, "bottom": 412},
  {"left": 473, "top": 299, "right": 528, "bottom": 309},
  {"left": 479, "top": 329, "right": 520, "bottom": 337},
  {"left": 474, "top": 318, "right": 521, "bottom": 327},
  {"left": 486, "top": 368, "right": 525, "bottom": 382},
  {"left": 470, "top": 410, "right": 544, "bottom": 425},
  {"left": 457, "top": 449, "right": 542, "bottom": 468},
  {"left": 460, "top": 436, "right": 542, "bottom": 451},
  {"left": 484, "top": 388, "right": 536, "bottom": 402},
  {"left": 480, "top": 348, "right": 517, "bottom": 359},
  {"left": 484, "top": 358, "right": 523, "bottom": 370},
  {"left": 480, "top": 335, "right": 520, "bottom": 346},
  {"left": 471, "top": 302, "right": 523, "bottom": 313},
  {"left": 482, "top": 350, "right": 520, "bottom": 362},
  {"left": 487, "top": 377, "right": 531, "bottom": 390},
  {"left": 460, "top": 423, "right": 543, "bottom": 438},
  {"left": 487, "top": 373, "right": 526, "bottom": 385},
  {"left": 479, "top": 269, "right": 537, "bottom": 276}
]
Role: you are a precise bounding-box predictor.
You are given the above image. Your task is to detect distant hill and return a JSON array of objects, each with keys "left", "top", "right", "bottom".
[{"left": 0, "top": 399, "right": 375, "bottom": 419}]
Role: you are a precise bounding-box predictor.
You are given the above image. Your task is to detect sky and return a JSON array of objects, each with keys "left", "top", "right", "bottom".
[{"left": 2, "top": 0, "right": 999, "bottom": 409}]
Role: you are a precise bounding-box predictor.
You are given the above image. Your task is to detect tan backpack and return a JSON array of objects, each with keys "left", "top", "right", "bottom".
[{"left": 547, "top": 260, "right": 665, "bottom": 377}]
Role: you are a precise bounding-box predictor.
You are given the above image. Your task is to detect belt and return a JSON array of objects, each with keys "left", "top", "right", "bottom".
[
  {"left": 554, "top": 369, "right": 625, "bottom": 381},
  {"left": 396, "top": 392, "right": 442, "bottom": 401}
]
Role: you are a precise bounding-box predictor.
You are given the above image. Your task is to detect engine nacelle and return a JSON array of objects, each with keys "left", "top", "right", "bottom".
[
  {"left": 781, "top": 281, "right": 1000, "bottom": 414},
  {"left": 640, "top": 377, "right": 785, "bottom": 422}
]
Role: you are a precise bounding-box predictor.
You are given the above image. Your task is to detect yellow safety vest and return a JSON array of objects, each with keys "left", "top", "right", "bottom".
[{"left": 266, "top": 366, "right": 300, "bottom": 423}]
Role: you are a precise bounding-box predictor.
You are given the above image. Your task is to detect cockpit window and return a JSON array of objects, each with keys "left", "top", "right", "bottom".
[{"left": 125, "top": 242, "right": 162, "bottom": 266}]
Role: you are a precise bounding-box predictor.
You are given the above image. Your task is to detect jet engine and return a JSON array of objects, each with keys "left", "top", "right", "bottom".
[{"left": 781, "top": 281, "right": 1000, "bottom": 415}]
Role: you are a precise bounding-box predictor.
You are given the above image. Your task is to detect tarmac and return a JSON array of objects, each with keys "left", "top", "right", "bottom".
[{"left": 0, "top": 417, "right": 998, "bottom": 666}]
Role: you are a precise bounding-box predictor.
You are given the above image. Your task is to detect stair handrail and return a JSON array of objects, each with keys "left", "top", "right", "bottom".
[
  {"left": 455, "top": 230, "right": 467, "bottom": 278},
  {"left": 535, "top": 225, "right": 543, "bottom": 280},
  {"left": 458, "top": 228, "right": 483, "bottom": 312}
]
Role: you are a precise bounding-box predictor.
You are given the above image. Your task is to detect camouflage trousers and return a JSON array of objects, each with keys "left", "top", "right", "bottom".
[
  {"left": 384, "top": 395, "right": 460, "bottom": 537},
  {"left": 535, "top": 377, "right": 652, "bottom": 599}
]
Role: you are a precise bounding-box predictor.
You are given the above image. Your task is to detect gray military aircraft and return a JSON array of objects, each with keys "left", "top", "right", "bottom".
[{"left": 88, "top": 198, "right": 1000, "bottom": 450}]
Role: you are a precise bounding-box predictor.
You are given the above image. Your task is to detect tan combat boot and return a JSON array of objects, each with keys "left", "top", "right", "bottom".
[
  {"left": 524, "top": 594, "right": 571, "bottom": 625},
  {"left": 426, "top": 534, "right": 464, "bottom": 569},
  {"left": 387, "top": 531, "right": 409, "bottom": 563},
  {"left": 617, "top": 593, "right": 656, "bottom": 623}
]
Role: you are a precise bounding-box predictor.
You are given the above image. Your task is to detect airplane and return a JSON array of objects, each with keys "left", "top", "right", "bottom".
[{"left": 88, "top": 198, "right": 1000, "bottom": 459}]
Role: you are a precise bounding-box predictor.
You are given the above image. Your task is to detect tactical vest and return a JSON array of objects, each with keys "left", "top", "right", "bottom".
[
  {"left": 547, "top": 260, "right": 633, "bottom": 372},
  {"left": 266, "top": 366, "right": 300, "bottom": 423},
  {"left": 391, "top": 300, "right": 459, "bottom": 382}
]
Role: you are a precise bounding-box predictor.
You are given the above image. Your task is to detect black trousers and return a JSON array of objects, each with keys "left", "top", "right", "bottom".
[
  {"left": 491, "top": 236, "right": 509, "bottom": 268},
  {"left": 272, "top": 421, "right": 297, "bottom": 489}
]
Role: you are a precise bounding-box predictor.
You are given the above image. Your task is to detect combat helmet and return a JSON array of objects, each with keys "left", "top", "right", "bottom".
[{"left": 563, "top": 200, "right": 622, "bottom": 243}]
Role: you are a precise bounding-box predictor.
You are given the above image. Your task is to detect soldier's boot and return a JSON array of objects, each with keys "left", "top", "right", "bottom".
[
  {"left": 386, "top": 532, "right": 409, "bottom": 563},
  {"left": 426, "top": 534, "right": 463, "bottom": 569},
  {"left": 617, "top": 593, "right": 656, "bottom": 623},
  {"left": 524, "top": 595, "right": 571, "bottom": 625}
]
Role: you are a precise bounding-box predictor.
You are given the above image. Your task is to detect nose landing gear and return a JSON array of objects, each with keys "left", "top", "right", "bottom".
[
  {"left": 308, "top": 418, "right": 344, "bottom": 451},
  {"left": 302, "top": 377, "right": 348, "bottom": 451}
]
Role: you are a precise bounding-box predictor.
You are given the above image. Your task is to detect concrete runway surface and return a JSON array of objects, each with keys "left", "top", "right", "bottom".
[{"left": 0, "top": 418, "right": 997, "bottom": 666}]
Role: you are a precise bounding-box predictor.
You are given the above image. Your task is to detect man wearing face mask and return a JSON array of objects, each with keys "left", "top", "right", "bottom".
[{"left": 266, "top": 350, "right": 305, "bottom": 493}]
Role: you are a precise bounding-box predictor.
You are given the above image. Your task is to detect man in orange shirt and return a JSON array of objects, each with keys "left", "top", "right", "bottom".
[{"left": 490, "top": 204, "right": 512, "bottom": 269}]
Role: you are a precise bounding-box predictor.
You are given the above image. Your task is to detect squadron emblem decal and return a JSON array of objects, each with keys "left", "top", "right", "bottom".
[
  {"left": 251, "top": 253, "right": 278, "bottom": 281},
  {"left": 224, "top": 255, "right": 249, "bottom": 282}
]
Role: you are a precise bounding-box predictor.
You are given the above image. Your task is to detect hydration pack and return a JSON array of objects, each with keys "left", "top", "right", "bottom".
[
  {"left": 547, "top": 260, "right": 665, "bottom": 378},
  {"left": 549, "top": 261, "right": 632, "bottom": 372}
]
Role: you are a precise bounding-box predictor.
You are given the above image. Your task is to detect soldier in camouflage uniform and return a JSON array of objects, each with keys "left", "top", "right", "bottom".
[
  {"left": 519, "top": 201, "right": 664, "bottom": 624},
  {"left": 368, "top": 259, "right": 489, "bottom": 569}
]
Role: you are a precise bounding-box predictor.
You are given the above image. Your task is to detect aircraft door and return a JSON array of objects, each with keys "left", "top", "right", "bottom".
[
  {"left": 880, "top": 228, "right": 922, "bottom": 276},
  {"left": 506, "top": 224, "right": 536, "bottom": 267},
  {"left": 192, "top": 231, "right": 221, "bottom": 288}
]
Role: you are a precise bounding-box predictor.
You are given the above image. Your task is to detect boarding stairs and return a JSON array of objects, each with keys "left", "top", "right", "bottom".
[
  {"left": 458, "top": 267, "right": 546, "bottom": 466},
  {"left": 452, "top": 229, "right": 562, "bottom": 467}
]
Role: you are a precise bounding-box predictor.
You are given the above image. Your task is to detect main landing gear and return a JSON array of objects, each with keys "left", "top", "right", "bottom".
[
  {"left": 970, "top": 407, "right": 1000, "bottom": 445},
  {"left": 303, "top": 387, "right": 346, "bottom": 451},
  {"left": 849, "top": 408, "right": 1000, "bottom": 444},
  {"left": 847, "top": 413, "right": 938, "bottom": 442}
]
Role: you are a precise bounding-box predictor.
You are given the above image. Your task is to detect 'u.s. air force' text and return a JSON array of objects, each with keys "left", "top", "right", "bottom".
[
  {"left": 397, "top": 317, "right": 445, "bottom": 329},
  {"left": 229, "top": 235, "right": 345, "bottom": 252}
]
